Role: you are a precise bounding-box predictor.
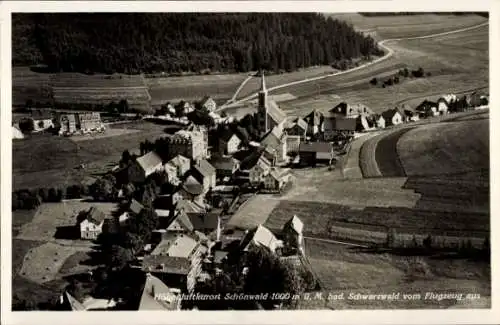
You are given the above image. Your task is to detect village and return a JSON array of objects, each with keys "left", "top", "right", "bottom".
[{"left": 11, "top": 70, "right": 490, "bottom": 311}]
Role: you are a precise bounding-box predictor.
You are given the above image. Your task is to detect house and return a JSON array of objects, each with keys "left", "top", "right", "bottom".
[
  {"left": 415, "top": 100, "right": 439, "bottom": 118},
  {"left": 142, "top": 233, "right": 207, "bottom": 292},
  {"left": 467, "top": 92, "right": 483, "bottom": 107},
  {"left": 59, "top": 114, "right": 77, "bottom": 134},
  {"left": 79, "top": 207, "right": 107, "bottom": 240},
  {"left": 189, "top": 211, "right": 221, "bottom": 235},
  {"left": 186, "top": 124, "right": 209, "bottom": 159},
  {"left": 166, "top": 155, "right": 191, "bottom": 179},
  {"left": 256, "top": 72, "right": 287, "bottom": 136},
  {"left": 298, "top": 142, "right": 334, "bottom": 166},
  {"left": 329, "top": 102, "right": 373, "bottom": 118},
  {"left": 128, "top": 151, "right": 163, "bottom": 184},
  {"left": 166, "top": 130, "right": 206, "bottom": 161},
  {"left": 76, "top": 112, "right": 103, "bottom": 132},
  {"left": 437, "top": 94, "right": 457, "bottom": 115},
  {"left": 323, "top": 116, "right": 357, "bottom": 141},
  {"left": 260, "top": 126, "right": 287, "bottom": 165},
  {"left": 198, "top": 96, "right": 217, "bottom": 112},
  {"left": 381, "top": 109, "right": 404, "bottom": 127},
  {"left": 285, "top": 117, "right": 308, "bottom": 139},
  {"left": 247, "top": 154, "right": 272, "bottom": 187},
  {"left": 404, "top": 109, "right": 419, "bottom": 122},
  {"left": 355, "top": 115, "right": 373, "bottom": 132},
  {"left": 210, "top": 156, "right": 240, "bottom": 180},
  {"left": 176, "top": 101, "right": 195, "bottom": 116},
  {"left": 374, "top": 115, "right": 386, "bottom": 129},
  {"left": 191, "top": 159, "right": 216, "bottom": 192},
  {"left": 58, "top": 292, "right": 118, "bottom": 311},
  {"left": 177, "top": 175, "right": 205, "bottom": 204},
  {"left": 116, "top": 198, "right": 145, "bottom": 230},
  {"left": 217, "top": 130, "right": 241, "bottom": 156},
  {"left": 282, "top": 215, "right": 304, "bottom": 255},
  {"left": 31, "top": 112, "right": 54, "bottom": 132},
  {"left": 286, "top": 135, "right": 301, "bottom": 155},
  {"left": 175, "top": 199, "right": 207, "bottom": 222},
  {"left": 263, "top": 168, "right": 291, "bottom": 192},
  {"left": 163, "top": 209, "right": 195, "bottom": 233},
  {"left": 138, "top": 273, "right": 182, "bottom": 310},
  {"left": 303, "top": 109, "right": 324, "bottom": 136},
  {"left": 164, "top": 163, "right": 181, "bottom": 186},
  {"left": 240, "top": 225, "right": 283, "bottom": 253},
  {"left": 12, "top": 125, "right": 24, "bottom": 139}
]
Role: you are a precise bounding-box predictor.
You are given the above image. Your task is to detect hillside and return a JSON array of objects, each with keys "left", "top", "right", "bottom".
[{"left": 12, "top": 13, "right": 383, "bottom": 75}]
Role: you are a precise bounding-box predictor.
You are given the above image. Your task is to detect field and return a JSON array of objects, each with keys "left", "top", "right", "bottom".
[
  {"left": 327, "top": 13, "right": 487, "bottom": 40},
  {"left": 13, "top": 121, "right": 167, "bottom": 189},
  {"left": 300, "top": 239, "right": 490, "bottom": 309}
]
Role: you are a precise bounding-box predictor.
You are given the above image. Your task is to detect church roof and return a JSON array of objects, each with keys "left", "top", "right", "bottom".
[{"left": 266, "top": 100, "right": 287, "bottom": 125}]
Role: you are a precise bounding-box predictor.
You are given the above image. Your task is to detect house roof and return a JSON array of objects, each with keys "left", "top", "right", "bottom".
[
  {"left": 136, "top": 151, "right": 162, "bottom": 173},
  {"left": 329, "top": 117, "right": 357, "bottom": 131},
  {"left": 299, "top": 142, "right": 333, "bottom": 153},
  {"left": 285, "top": 215, "right": 304, "bottom": 234},
  {"left": 60, "top": 114, "right": 77, "bottom": 123},
  {"left": 210, "top": 156, "right": 239, "bottom": 171},
  {"left": 86, "top": 207, "right": 106, "bottom": 225},
  {"left": 138, "top": 273, "right": 180, "bottom": 310},
  {"left": 189, "top": 212, "right": 219, "bottom": 231},
  {"left": 168, "top": 155, "right": 190, "bottom": 169},
  {"left": 142, "top": 255, "right": 191, "bottom": 275},
  {"left": 239, "top": 150, "right": 272, "bottom": 170},
  {"left": 330, "top": 102, "right": 373, "bottom": 117},
  {"left": 31, "top": 110, "right": 54, "bottom": 120},
  {"left": 129, "top": 199, "right": 144, "bottom": 215},
  {"left": 193, "top": 159, "right": 216, "bottom": 178},
  {"left": 304, "top": 110, "right": 323, "bottom": 126},
  {"left": 261, "top": 126, "right": 283, "bottom": 149},
  {"left": 415, "top": 100, "right": 437, "bottom": 111},
  {"left": 242, "top": 225, "right": 280, "bottom": 252},
  {"left": 182, "top": 175, "right": 204, "bottom": 196},
  {"left": 151, "top": 233, "right": 199, "bottom": 258},
  {"left": 266, "top": 100, "right": 287, "bottom": 126},
  {"left": 61, "top": 291, "right": 86, "bottom": 311},
  {"left": 176, "top": 199, "right": 206, "bottom": 215},
  {"left": 381, "top": 108, "right": 403, "bottom": 121}
]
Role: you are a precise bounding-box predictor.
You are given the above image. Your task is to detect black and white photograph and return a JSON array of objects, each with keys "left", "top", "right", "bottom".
[{"left": 1, "top": 1, "right": 498, "bottom": 324}]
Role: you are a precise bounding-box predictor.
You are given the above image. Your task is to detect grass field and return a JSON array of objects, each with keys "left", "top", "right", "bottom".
[
  {"left": 397, "top": 119, "right": 489, "bottom": 177},
  {"left": 328, "top": 13, "right": 487, "bottom": 40},
  {"left": 301, "top": 239, "right": 490, "bottom": 309},
  {"left": 13, "top": 121, "right": 167, "bottom": 189}
]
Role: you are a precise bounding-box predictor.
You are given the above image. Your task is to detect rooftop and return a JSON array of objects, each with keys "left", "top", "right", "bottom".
[
  {"left": 181, "top": 175, "right": 204, "bottom": 195},
  {"left": 136, "top": 151, "right": 162, "bottom": 173},
  {"left": 138, "top": 273, "right": 181, "bottom": 310},
  {"left": 86, "top": 207, "right": 106, "bottom": 225},
  {"left": 193, "top": 159, "right": 216, "bottom": 178},
  {"left": 299, "top": 142, "right": 333, "bottom": 153},
  {"left": 151, "top": 233, "right": 199, "bottom": 259}
]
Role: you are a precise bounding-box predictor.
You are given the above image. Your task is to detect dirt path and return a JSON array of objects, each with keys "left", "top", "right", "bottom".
[
  {"left": 222, "top": 75, "right": 254, "bottom": 107},
  {"left": 222, "top": 21, "right": 489, "bottom": 109}
]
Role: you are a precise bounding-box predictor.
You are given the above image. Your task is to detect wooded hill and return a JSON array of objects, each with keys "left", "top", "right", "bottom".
[
  {"left": 12, "top": 13, "right": 383, "bottom": 75},
  {"left": 360, "top": 12, "right": 489, "bottom": 17}
]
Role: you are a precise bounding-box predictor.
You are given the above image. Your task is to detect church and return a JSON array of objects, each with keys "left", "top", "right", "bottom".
[{"left": 256, "top": 72, "right": 287, "bottom": 136}]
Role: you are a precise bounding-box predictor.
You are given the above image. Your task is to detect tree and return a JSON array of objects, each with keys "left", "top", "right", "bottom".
[
  {"left": 18, "top": 118, "right": 34, "bottom": 133},
  {"left": 108, "top": 245, "right": 134, "bottom": 271},
  {"left": 121, "top": 232, "right": 144, "bottom": 254},
  {"left": 121, "top": 150, "right": 131, "bottom": 165},
  {"left": 118, "top": 99, "right": 129, "bottom": 113},
  {"left": 90, "top": 177, "right": 115, "bottom": 201},
  {"left": 369, "top": 77, "right": 378, "bottom": 86}
]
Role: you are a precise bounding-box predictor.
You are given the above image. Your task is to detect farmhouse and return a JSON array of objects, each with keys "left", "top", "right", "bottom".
[
  {"left": 210, "top": 156, "right": 240, "bottom": 180},
  {"left": 323, "top": 117, "right": 357, "bottom": 141},
  {"left": 285, "top": 117, "right": 308, "bottom": 139},
  {"left": 355, "top": 115, "right": 374, "bottom": 132},
  {"left": 246, "top": 154, "right": 272, "bottom": 187},
  {"left": 59, "top": 114, "right": 78, "bottom": 134},
  {"left": 128, "top": 151, "right": 163, "bottom": 184},
  {"left": 240, "top": 225, "right": 283, "bottom": 253},
  {"left": 217, "top": 129, "right": 242, "bottom": 156},
  {"left": 329, "top": 102, "right": 373, "bottom": 118},
  {"left": 166, "top": 155, "right": 191, "bottom": 179},
  {"left": 178, "top": 175, "right": 205, "bottom": 204},
  {"left": 263, "top": 168, "right": 291, "bottom": 193},
  {"left": 415, "top": 100, "right": 439, "bottom": 118},
  {"left": 137, "top": 273, "right": 182, "bottom": 310},
  {"left": 31, "top": 112, "right": 54, "bottom": 132},
  {"left": 164, "top": 209, "right": 195, "bottom": 233},
  {"left": 198, "top": 96, "right": 217, "bottom": 112},
  {"left": 303, "top": 109, "right": 324, "bottom": 136},
  {"left": 374, "top": 115, "right": 386, "bottom": 129},
  {"left": 191, "top": 159, "right": 216, "bottom": 192},
  {"left": 282, "top": 215, "right": 304, "bottom": 255},
  {"left": 299, "top": 142, "right": 334, "bottom": 166},
  {"left": 260, "top": 126, "right": 287, "bottom": 165},
  {"left": 79, "top": 207, "right": 107, "bottom": 240},
  {"left": 381, "top": 108, "right": 404, "bottom": 127},
  {"left": 142, "top": 233, "right": 206, "bottom": 292},
  {"left": 166, "top": 130, "right": 206, "bottom": 161},
  {"left": 76, "top": 112, "right": 103, "bottom": 132},
  {"left": 437, "top": 94, "right": 457, "bottom": 115},
  {"left": 256, "top": 72, "right": 287, "bottom": 136}
]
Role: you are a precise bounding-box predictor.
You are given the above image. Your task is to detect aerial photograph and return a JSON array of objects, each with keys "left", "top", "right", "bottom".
[{"left": 10, "top": 12, "right": 489, "bottom": 311}]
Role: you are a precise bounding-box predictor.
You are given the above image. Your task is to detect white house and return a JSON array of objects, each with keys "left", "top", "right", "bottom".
[
  {"left": 218, "top": 130, "right": 241, "bottom": 155},
  {"left": 128, "top": 151, "right": 163, "bottom": 184},
  {"left": 79, "top": 207, "right": 106, "bottom": 240},
  {"left": 375, "top": 115, "right": 386, "bottom": 129},
  {"left": 12, "top": 125, "right": 24, "bottom": 139},
  {"left": 249, "top": 155, "right": 272, "bottom": 187},
  {"left": 381, "top": 109, "right": 404, "bottom": 127}
]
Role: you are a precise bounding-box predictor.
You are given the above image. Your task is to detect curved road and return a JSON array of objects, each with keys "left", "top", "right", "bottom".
[{"left": 220, "top": 21, "right": 489, "bottom": 110}]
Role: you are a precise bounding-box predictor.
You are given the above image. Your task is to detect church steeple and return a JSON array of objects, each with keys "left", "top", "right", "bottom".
[
  {"left": 260, "top": 70, "right": 267, "bottom": 94},
  {"left": 258, "top": 70, "right": 268, "bottom": 135}
]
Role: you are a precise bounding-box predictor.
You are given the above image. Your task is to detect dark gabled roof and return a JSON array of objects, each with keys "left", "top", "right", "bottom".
[
  {"left": 299, "top": 142, "right": 333, "bottom": 153},
  {"left": 174, "top": 209, "right": 195, "bottom": 232},
  {"left": 193, "top": 159, "right": 216, "bottom": 178},
  {"left": 86, "top": 207, "right": 106, "bottom": 225},
  {"left": 189, "top": 212, "right": 219, "bottom": 231},
  {"left": 381, "top": 108, "right": 402, "bottom": 121},
  {"left": 239, "top": 150, "right": 271, "bottom": 171},
  {"left": 329, "top": 102, "right": 349, "bottom": 116},
  {"left": 330, "top": 117, "right": 357, "bottom": 131},
  {"left": 219, "top": 129, "right": 239, "bottom": 142},
  {"left": 261, "top": 126, "right": 283, "bottom": 149},
  {"left": 415, "top": 100, "right": 437, "bottom": 111},
  {"left": 181, "top": 176, "right": 204, "bottom": 195},
  {"left": 129, "top": 199, "right": 144, "bottom": 215},
  {"left": 209, "top": 156, "right": 239, "bottom": 171},
  {"left": 303, "top": 110, "right": 323, "bottom": 126}
]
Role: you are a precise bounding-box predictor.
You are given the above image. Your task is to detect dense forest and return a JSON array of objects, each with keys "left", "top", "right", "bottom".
[
  {"left": 12, "top": 13, "right": 383, "bottom": 75},
  {"left": 360, "top": 12, "right": 489, "bottom": 17}
]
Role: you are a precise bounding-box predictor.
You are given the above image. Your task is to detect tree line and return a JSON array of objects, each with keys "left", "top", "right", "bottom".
[
  {"left": 13, "top": 13, "right": 383, "bottom": 75},
  {"left": 359, "top": 12, "right": 488, "bottom": 17}
]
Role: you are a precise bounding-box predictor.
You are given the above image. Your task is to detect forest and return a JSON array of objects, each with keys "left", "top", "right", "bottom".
[
  {"left": 12, "top": 13, "right": 383, "bottom": 75},
  {"left": 360, "top": 12, "right": 489, "bottom": 17}
]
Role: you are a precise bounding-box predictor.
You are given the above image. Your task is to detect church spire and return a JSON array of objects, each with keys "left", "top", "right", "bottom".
[{"left": 260, "top": 70, "right": 267, "bottom": 93}]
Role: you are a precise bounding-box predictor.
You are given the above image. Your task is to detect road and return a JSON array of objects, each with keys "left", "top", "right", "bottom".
[
  {"left": 223, "top": 75, "right": 254, "bottom": 106},
  {"left": 220, "top": 21, "right": 489, "bottom": 110}
]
